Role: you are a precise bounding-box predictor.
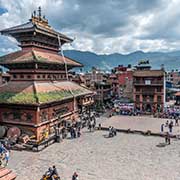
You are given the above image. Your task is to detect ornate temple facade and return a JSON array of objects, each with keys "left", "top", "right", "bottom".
[{"left": 0, "top": 8, "right": 94, "bottom": 141}]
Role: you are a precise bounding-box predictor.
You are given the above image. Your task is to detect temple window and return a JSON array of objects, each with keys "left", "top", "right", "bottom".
[
  {"left": 157, "top": 96, "right": 162, "bottom": 102},
  {"left": 20, "top": 75, "right": 24, "bottom": 78},
  {"left": 27, "top": 75, "right": 31, "bottom": 79},
  {"left": 157, "top": 87, "right": 161, "bottom": 92},
  {"left": 13, "top": 75, "right": 17, "bottom": 79}
]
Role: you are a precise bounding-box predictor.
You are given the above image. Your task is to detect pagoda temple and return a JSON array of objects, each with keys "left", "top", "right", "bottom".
[{"left": 0, "top": 7, "right": 94, "bottom": 141}]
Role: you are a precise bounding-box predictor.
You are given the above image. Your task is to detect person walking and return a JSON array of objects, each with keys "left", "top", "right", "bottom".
[
  {"left": 175, "top": 118, "right": 179, "bottom": 126},
  {"left": 165, "top": 132, "right": 171, "bottom": 145},
  {"left": 165, "top": 120, "right": 169, "bottom": 127},
  {"left": 160, "top": 124, "right": 164, "bottom": 133},
  {"left": 169, "top": 121, "right": 173, "bottom": 133},
  {"left": 72, "top": 172, "right": 79, "bottom": 180}
]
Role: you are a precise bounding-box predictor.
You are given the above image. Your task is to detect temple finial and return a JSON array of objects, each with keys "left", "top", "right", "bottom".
[
  {"left": 38, "top": 6, "right": 41, "bottom": 18},
  {"left": 33, "top": 10, "right": 36, "bottom": 17}
]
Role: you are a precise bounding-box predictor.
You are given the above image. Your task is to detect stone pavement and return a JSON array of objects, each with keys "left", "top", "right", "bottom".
[
  {"left": 8, "top": 128, "right": 180, "bottom": 180},
  {"left": 101, "top": 115, "right": 180, "bottom": 135}
]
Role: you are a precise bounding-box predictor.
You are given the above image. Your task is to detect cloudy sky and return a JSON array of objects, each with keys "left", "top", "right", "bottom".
[{"left": 0, "top": 0, "right": 180, "bottom": 55}]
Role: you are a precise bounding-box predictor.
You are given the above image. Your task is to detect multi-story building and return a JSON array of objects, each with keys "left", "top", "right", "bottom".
[
  {"left": 111, "top": 65, "right": 133, "bottom": 100},
  {"left": 166, "top": 70, "right": 180, "bottom": 87},
  {"left": 133, "top": 61, "right": 165, "bottom": 113},
  {"left": 84, "top": 67, "right": 106, "bottom": 88},
  {"left": 107, "top": 74, "right": 119, "bottom": 98}
]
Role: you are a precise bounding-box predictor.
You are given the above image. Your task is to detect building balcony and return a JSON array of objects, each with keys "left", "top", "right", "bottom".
[
  {"left": 134, "top": 80, "right": 163, "bottom": 86},
  {"left": 134, "top": 91, "right": 163, "bottom": 95},
  {"left": 134, "top": 100, "right": 163, "bottom": 104}
]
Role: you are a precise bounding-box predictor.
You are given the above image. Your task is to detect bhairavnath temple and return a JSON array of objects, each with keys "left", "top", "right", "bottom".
[{"left": 0, "top": 7, "right": 94, "bottom": 141}]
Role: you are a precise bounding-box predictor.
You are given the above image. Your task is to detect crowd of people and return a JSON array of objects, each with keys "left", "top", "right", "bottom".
[{"left": 155, "top": 107, "right": 180, "bottom": 119}]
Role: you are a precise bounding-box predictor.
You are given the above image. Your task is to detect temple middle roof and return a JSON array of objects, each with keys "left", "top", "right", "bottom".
[{"left": 0, "top": 49, "right": 83, "bottom": 68}]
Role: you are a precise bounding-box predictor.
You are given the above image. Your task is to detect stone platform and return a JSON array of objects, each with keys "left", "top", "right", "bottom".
[{"left": 101, "top": 115, "right": 180, "bottom": 137}]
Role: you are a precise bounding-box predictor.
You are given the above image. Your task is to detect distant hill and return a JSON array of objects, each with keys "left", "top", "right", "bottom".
[{"left": 64, "top": 50, "right": 180, "bottom": 72}]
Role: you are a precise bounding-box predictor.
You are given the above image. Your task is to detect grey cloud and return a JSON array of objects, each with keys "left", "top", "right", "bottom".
[
  {"left": 47, "top": 0, "right": 163, "bottom": 37},
  {"left": 0, "top": 0, "right": 180, "bottom": 54}
]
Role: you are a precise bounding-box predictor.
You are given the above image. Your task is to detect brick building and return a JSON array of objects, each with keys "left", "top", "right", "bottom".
[
  {"left": 166, "top": 70, "right": 180, "bottom": 88},
  {"left": 133, "top": 62, "right": 165, "bottom": 113},
  {"left": 113, "top": 65, "right": 133, "bottom": 86},
  {"left": 112, "top": 65, "right": 133, "bottom": 99}
]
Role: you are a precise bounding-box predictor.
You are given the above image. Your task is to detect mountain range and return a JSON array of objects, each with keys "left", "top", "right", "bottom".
[{"left": 64, "top": 50, "right": 180, "bottom": 72}]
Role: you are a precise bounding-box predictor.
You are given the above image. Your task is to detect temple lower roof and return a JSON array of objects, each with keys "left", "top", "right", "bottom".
[
  {"left": 0, "top": 81, "right": 93, "bottom": 105},
  {"left": 0, "top": 49, "right": 82, "bottom": 68}
]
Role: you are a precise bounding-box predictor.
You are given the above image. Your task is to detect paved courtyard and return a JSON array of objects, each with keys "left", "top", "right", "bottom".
[
  {"left": 8, "top": 120, "right": 180, "bottom": 180},
  {"left": 102, "top": 115, "right": 180, "bottom": 135}
]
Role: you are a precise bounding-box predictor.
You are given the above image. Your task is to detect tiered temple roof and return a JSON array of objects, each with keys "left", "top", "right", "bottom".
[
  {"left": 0, "top": 49, "right": 82, "bottom": 69},
  {"left": 0, "top": 7, "right": 92, "bottom": 105},
  {"left": 0, "top": 81, "right": 92, "bottom": 105}
]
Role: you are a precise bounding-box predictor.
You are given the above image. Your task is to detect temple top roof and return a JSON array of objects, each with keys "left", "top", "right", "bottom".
[
  {"left": 0, "top": 21, "right": 73, "bottom": 43},
  {"left": 0, "top": 7, "right": 83, "bottom": 69},
  {"left": 0, "top": 7, "right": 73, "bottom": 52}
]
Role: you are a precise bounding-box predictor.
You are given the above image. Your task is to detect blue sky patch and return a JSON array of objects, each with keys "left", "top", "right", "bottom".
[{"left": 0, "top": 7, "right": 8, "bottom": 15}]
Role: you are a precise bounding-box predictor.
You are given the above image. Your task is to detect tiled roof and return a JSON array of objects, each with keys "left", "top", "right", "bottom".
[
  {"left": 0, "top": 21, "right": 72, "bottom": 42},
  {"left": 133, "top": 70, "right": 164, "bottom": 77},
  {"left": 0, "top": 81, "right": 93, "bottom": 105},
  {"left": 0, "top": 22, "right": 34, "bottom": 32},
  {"left": 0, "top": 167, "right": 16, "bottom": 180},
  {"left": 0, "top": 50, "right": 83, "bottom": 67}
]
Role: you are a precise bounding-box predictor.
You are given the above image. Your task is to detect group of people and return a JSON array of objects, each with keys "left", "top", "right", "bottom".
[
  {"left": 156, "top": 106, "right": 180, "bottom": 119},
  {"left": 0, "top": 143, "right": 9, "bottom": 167},
  {"left": 160, "top": 119, "right": 178, "bottom": 133},
  {"left": 42, "top": 167, "right": 79, "bottom": 180},
  {"left": 87, "top": 116, "right": 96, "bottom": 132},
  {"left": 108, "top": 126, "right": 117, "bottom": 137},
  {"left": 70, "top": 125, "right": 81, "bottom": 139},
  {"left": 41, "top": 165, "right": 60, "bottom": 180}
]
